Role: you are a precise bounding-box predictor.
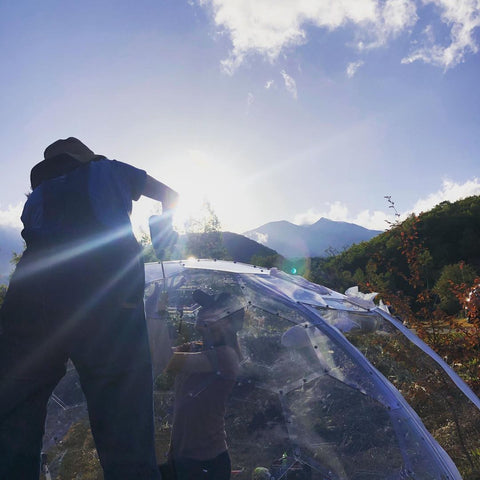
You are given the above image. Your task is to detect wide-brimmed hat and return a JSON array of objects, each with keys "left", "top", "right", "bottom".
[
  {"left": 193, "top": 289, "right": 246, "bottom": 328},
  {"left": 43, "top": 137, "right": 100, "bottom": 163},
  {"left": 30, "top": 137, "right": 104, "bottom": 189}
]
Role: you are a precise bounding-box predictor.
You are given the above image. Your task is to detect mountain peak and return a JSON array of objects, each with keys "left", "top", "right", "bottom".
[
  {"left": 310, "top": 217, "right": 330, "bottom": 225},
  {"left": 244, "top": 218, "right": 381, "bottom": 258}
]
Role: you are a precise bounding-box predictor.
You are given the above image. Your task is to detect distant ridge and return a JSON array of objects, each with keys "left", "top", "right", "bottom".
[
  {"left": 222, "top": 231, "right": 281, "bottom": 263},
  {"left": 170, "top": 231, "right": 282, "bottom": 265},
  {"left": 0, "top": 228, "right": 281, "bottom": 283},
  {"left": 243, "top": 217, "right": 381, "bottom": 258}
]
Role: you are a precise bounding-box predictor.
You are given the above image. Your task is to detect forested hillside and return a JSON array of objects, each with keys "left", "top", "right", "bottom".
[
  {"left": 307, "top": 196, "right": 480, "bottom": 297},
  {"left": 142, "top": 231, "right": 283, "bottom": 268},
  {"left": 305, "top": 196, "right": 480, "bottom": 392}
]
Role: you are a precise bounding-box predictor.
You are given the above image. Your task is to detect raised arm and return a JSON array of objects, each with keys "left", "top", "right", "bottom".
[{"left": 142, "top": 175, "right": 179, "bottom": 211}]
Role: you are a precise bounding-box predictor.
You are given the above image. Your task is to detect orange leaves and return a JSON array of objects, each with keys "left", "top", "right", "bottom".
[{"left": 363, "top": 213, "right": 480, "bottom": 391}]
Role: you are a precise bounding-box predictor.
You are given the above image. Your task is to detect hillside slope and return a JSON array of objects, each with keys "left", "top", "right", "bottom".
[
  {"left": 309, "top": 196, "right": 480, "bottom": 295},
  {"left": 222, "top": 231, "right": 282, "bottom": 264},
  {"left": 161, "top": 231, "right": 283, "bottom": 267}
]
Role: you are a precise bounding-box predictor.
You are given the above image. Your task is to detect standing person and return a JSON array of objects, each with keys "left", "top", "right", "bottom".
[
  {"left": 165, "top": 289, "right": 245, "bottom": 480},
  {"left": 0, "top": 137, "right": 178, "bottom": 480}
]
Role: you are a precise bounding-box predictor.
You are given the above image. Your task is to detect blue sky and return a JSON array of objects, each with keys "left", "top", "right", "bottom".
[{"left": 1, "top": 0, "right": 479, "bottom": 235}]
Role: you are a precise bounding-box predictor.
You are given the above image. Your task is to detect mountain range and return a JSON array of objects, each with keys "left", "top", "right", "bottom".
[
  {"left": 0, "top": 217, "right": 381, "bottom": 282},
  {"left": 243, "top": 217, "right": 382, "bottom": 258}
]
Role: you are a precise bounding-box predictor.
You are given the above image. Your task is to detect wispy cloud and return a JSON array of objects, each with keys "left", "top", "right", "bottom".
[
  {"left": 346, "top": 60, "right": 365, "bottom": 77},
  {"left": 402, "top": 0, "right": 480, "bottom": 69},
  {"left": 281, "top": 70, "right": 298, "bottom": 99},
  {"left": 371, "top": 0, "right": 418, "bottom": 45},
  {"left": 0, "top": 203, "right": 23, "bottom": 229},
  {"left": 197, "top": 0, "right": 479, "bottom": 71},
  {"left": 265, "top": 79, "right": 274, "bottom": 89}
]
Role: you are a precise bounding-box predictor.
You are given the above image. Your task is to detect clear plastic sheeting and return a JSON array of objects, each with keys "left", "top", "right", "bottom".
[
  {"left": 144, "top": 259, "right": 270, "bottom": 285},
  {"left": 43, "top": 260, "right": 479, "bottom": 479},
  {"left": 143, "top": 261, "right": 480, "bottom": 480},
  {"left": 319, "top": 307, "right": 480, "bottom": 479}
]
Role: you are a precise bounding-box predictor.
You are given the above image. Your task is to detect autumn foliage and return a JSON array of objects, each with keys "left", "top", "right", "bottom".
[
  {"left": 381, "top": 218, "right": 479, "bottom": 393},
  {"left": 306, "top": 196, "right": 480, "bottom": 394}
]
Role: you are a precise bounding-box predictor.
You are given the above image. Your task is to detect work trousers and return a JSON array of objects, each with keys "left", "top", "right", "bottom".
[{"left": 0, "top": 243, "right": 161, "bottom": 480}]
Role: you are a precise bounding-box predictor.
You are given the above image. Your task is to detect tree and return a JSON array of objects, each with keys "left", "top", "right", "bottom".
[
  {"left": 184, "top": 201, "right": 229, "bottom": 260},
  {"left": 304, "top": 195, "right": 480, "bottom": 392},
  {"left": 0, "top": 248, "right": 25, "bottom": 308},
  {"left": 250, "top": 254, "right": 283, "bottom": 269},
  {"left": 362, "top": 215, "right": 480, "bottom": 392},
  {"left": 0, "top": 284, "right": 7, "bottom": 308},
  {"left": 138, "top": 232, "right": 158, "bottom": 263},
  {"left": 434, "top": 262, "right": 477, "bottom": 315}
]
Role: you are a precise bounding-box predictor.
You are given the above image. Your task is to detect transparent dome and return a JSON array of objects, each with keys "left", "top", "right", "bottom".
[{"left": 44, "top": 259, "right": 480, "bottom": 479}]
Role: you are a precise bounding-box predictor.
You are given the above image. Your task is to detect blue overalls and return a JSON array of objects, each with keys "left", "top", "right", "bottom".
[{"left": 0, "top": 159, "right": 160, "bottom": 479}]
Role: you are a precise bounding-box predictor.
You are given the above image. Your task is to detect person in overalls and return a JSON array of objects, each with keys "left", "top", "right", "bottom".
[{"left": 0, "top": 137, "right": 178, "bottom": 480}]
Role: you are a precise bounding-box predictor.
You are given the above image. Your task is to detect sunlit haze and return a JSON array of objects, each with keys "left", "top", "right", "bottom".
[{"left": 1, "top": 1, "right": 480, "bottom": 236}]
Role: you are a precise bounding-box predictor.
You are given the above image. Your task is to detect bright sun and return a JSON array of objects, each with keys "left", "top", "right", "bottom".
[{"left": 131, "top": 150, "right": 246, "bottom": 237}]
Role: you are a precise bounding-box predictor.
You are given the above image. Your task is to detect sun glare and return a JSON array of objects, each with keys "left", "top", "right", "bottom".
[{"left": 132, "top": 150, "right": 247, "bottom": 236}]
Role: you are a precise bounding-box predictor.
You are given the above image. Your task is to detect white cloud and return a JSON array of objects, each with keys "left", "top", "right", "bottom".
[
  {"left": 288, "top": 178, "right": 480, "bottom": 234},
  {"left": 383, "top": 0, "right": 418, "bottom": 33},
  {"left": 357, "top": 0, "right": 418, "bottom": 49},
  {"left": 411, "top": 177, "right": 480, "bottom": 213},
  {"left": 265, "top": 79, "right": 274, "bottom": 89},
  {"left": 380, "top": 0, "right": 418, "bottom": 37},
  {"left": 0, "top": 203, "right": 23, "bottom": 229},
  {"left": 294, "top": 208, "right": 332, "bottom": 226},
  {"left": 293, "top": 202, "right": 391, "bottom": 230},
  {"left": 281, "top": 70, "right": 298, "bottom": 99},
  {"left": 247, "top": 231, "right": 269, "bottom": 245},
  {"left": 198, "top": 0, "right": 479, "bottom": 71},
  {"left": 346, "top": 60, "right": 364, "bottom": 77},
  {"left": 199, "top": 0, "right": 416, "bottom": 72},
  {"left": 355, "top": 209, "right": 395, "bottom": 230},
  {"left": 402, "top": 0, "right": 480, "bottom": 69}
]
